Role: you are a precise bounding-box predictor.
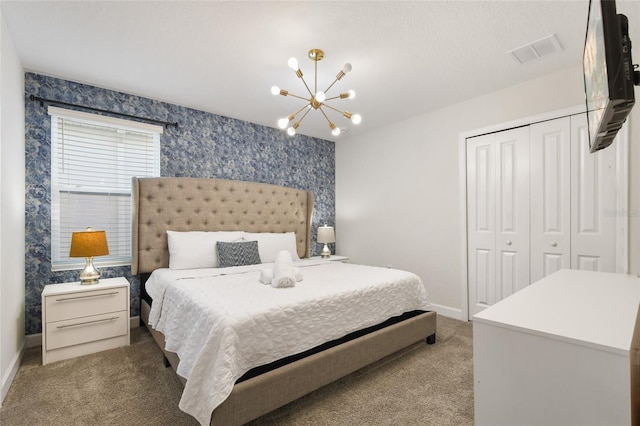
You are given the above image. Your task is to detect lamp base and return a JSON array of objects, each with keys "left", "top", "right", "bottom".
[
  {"left": 321, "top": 243, "right": 331, "bottom": 259},
  {"left": 79, "top": 257, "right": 101, "bottom": 285}
]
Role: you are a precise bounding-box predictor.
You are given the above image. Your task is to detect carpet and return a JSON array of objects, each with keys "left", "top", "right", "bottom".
[{"left": 0, "top": 316, "right": 473, "bottom": 425}]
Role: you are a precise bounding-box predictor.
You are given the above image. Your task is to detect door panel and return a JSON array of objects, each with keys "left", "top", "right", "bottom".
[
  {"left": 495, "top": 127, "right": 530, "bottom": 299},
  {"left": 530, "top": 117, "right": 571, "bottom": 283},
  {"left": 467, "top": 127, "right": 529, "bottom": 315},
  {"left": 467, "top": 134, "right": 496, "bottom": 314},
  {"left": 570, "top": 114, "right": 617, "bottom": 272}
]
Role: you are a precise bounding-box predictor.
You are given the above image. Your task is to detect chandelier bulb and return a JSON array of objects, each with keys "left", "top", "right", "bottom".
[
  {"left": 348, "top": 90, "right": 356, "bottom": 99},
  {"left": 332, "top": 127, "right": 341, "bottom": 136},
  {"left": 288, "top": 57, "right": 299, "bottom": 71},
  {"left": 315, "top": 91, "right": 326, "bottom": 103},
  {"left": 277, "top": 117, "right": 289, "bottom": 129},
  {"left": 342, "top": 63, "right": 352, "bottom": 74},
  {"left": 351, "top": 114, "right": 362, "bottom": 125},
  {"left": 271, "top": 86, "right": 280, "bottom": 96},
  {"left": 287, "top": 127, "right": 296, "bottom": 137}
]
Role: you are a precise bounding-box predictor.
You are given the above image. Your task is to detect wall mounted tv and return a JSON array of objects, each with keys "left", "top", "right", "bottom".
[{"left": 583, "top": 0, "right": 638, "bottom": 153}]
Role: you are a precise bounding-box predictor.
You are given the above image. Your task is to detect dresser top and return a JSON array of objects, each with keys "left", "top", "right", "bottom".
[
  {"left": 473, "top": 269, "right": 640, "bottom": 355},
  {"left": 42, "top": 277, "right": 129, "bottom": 296}
]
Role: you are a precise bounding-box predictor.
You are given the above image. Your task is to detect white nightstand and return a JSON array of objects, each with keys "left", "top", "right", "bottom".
[
  {"left": 310, "top": 255, "right": 349, "bottom": 263},
  {"left": 41, "top": 277, "right": 130, "bottom": 365}
]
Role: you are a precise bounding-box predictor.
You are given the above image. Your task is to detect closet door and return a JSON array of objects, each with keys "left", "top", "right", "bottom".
[
  {"left": 570, "top": 114, "right": 617, "bottom": 272},
  {"left": 467, "top": 134, "right": 496, "bottom": 315},
  {"left": 467, "top": 128, "right": 529, "bottom": 315},
  {"left": 495, "top": 128, "right": 530, "bottom": 299},
  {"left": 530, "top": 117, "right": 571, "bottom": 283}
]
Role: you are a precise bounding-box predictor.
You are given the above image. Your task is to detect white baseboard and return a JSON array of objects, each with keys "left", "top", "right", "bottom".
[
  {"left": 430, "top": 303, "right": 465, "bottom": 321},
  {"left": 1, "top": 340, "right": 25, "bottom": 404},
  {"left": 26, "top": 316, "right": 142, "bottom": 349}
]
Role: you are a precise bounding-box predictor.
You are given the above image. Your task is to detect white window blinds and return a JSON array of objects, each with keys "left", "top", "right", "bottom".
[{"left": 49, "top": 106, "right": 161, "bottom": 271}]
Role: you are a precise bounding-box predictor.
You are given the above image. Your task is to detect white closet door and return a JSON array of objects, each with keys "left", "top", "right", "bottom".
[
  {"left": 570, "top": 114, "right": 617, "bottom": 272},
  {"left": 530, "top": 117, "right": 571, "bottom": 283},
  {"left": 495, "top": 127, "right": 530, "bottom": 299},
  {"left": 467, "top": 134, "right": 496, "bottom": 315},
  {"left": 467, "top": 128, "right": 529, "bottom": 315}
]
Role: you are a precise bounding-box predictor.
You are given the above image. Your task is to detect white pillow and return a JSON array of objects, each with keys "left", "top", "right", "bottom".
[
  {"left": 167, "top": 231, "right": 244, "bottom": 269},
  {"left": 243, "top": 232, "right": 300, "bottom": 263}
]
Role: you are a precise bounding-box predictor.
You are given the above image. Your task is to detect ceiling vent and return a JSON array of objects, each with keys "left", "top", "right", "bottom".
[{"left": 507, "top": 34, "right": 563, "bottom": 65}]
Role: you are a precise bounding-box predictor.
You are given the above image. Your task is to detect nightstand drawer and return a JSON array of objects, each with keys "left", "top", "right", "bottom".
[
  {"left": 45, "top": 311, "right": 128, "bottom": 351},
  {"left": 45, "top": 286, "right": 127, "bottom": 322}
]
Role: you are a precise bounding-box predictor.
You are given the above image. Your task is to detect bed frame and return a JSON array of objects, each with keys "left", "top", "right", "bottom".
[{"left": 132, "top": 177, "right": 437, "bottom": 425}]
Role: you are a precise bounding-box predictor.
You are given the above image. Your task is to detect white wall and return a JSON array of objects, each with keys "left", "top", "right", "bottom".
[
  {"left": 336, "top": 61, "right": 640, "bottom": 319},
  {"left": 0, "top": 8, "right": 25, "bottom": 404}
]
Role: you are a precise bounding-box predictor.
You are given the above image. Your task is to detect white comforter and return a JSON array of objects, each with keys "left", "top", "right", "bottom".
[{"left": 146, "top": 259, "right": 430, "bottom": 425}]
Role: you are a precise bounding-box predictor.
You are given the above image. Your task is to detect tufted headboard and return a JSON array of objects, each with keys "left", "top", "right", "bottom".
[{"left": 131, "top": 177, "right": 314, "bottom": 274}]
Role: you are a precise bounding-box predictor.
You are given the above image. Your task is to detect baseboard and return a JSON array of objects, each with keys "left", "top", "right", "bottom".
[
  {"left": 430, "top": 303, "right": 464, "bottom": 321},
  {"left": 1, "top": 340, "right": 25, "bottom": 404},
  {"left": 26, "top": 316, "right": 141, "bottom": 349}
]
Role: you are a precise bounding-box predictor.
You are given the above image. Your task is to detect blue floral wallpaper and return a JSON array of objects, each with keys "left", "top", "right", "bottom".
[{"left": 24, "top": 73, "right": 335, "bottom": 335}]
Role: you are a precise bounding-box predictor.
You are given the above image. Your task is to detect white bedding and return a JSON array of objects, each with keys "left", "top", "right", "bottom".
[{"left": 146, "top": 259, "right": 430, "bottom": 425}]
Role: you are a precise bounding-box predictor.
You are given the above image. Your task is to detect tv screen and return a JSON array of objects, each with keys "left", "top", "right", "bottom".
[{"left": 583, "top": 0, "right": 635, "bottom": 153}]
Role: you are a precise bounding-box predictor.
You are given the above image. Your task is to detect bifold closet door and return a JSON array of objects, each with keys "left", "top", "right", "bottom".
[
  {"left": 570, "top": 114, "right": 617, "bottom": 272},
  {"left": 530, "top": 117, "right": 571, "bottom": 283},
  {"left": 467, "top": 127, "right": 529, "bottom": 315}
]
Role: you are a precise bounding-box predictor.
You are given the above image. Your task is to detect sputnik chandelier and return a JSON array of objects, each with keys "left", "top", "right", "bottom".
[{"left": 271, "top": 48, "right": 361, "bottom": 137}]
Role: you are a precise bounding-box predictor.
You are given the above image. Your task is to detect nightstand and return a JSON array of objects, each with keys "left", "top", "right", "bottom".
[
  {"left": 41, "top": 277, "right": 130, "bottom": 365},
  {"left": 310, "top": 255, "right": 349, "bottom": 263}
]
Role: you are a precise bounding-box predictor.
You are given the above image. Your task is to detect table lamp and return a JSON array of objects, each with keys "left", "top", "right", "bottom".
[
  {"left": 317, "top": 225, "right": 335, "bottom": 259},
  {"left": 69, "top": 227, "right": 109, "bottom": 284}
]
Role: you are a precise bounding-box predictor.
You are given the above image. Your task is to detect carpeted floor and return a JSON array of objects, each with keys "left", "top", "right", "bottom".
[{"left": 0, "top": 316, "right": 473, "bottom": 426}]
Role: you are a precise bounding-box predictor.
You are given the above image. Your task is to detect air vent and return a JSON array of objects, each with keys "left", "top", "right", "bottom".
[{"left": 507, "top": 34, "right": 563, "bottom": 65}]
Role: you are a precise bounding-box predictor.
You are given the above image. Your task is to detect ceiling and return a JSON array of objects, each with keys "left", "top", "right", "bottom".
[{"left": 0, "top": 0, "right": 605, "bottom": 140}]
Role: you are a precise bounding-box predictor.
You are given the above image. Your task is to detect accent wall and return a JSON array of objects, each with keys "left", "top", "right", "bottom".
[{"left": 24, "top": 72, "right": 335, "bottom": 335}]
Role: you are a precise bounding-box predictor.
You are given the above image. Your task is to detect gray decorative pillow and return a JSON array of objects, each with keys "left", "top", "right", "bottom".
[{"left": 217, "top": 240, "right": 261, "bottom": 268}]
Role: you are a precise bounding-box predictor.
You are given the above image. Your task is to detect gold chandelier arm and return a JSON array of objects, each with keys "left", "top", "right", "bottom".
[
  {"left": 285, "top": 92, "right": 312, "bottom": 102},
  {"left": 298, "top": 74, "right": 314, "bottom": 98},
  {"left": 314, "top": 58, "right": 318, "bottom": 96},
  {"left": 323, "top": 77, "right": 341, "bottom": 95},
  {"left": 322, "top": 104, "right": 358, "bottom": 123},
  {"left": 294, "top": 107, "right": 313, "bottom": 127},
  {"left": 325, "top": 93, "right": 350, "bottom": 101},
  {"left": 321, "top": 103, "right": 346, "bottom": 115},
  {"left": 318, "top": 107, "right": 334, "bottom": 126},
  {"left": 291, "top": 103, "right": 311, "bottom": 118}
]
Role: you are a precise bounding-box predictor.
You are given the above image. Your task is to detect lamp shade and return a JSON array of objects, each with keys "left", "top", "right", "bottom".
[
  {"left": 317, "top": 225, "right": 336, "bottom": 244},
  {"left": 69, "top": 228, "right": 109, "bottom": 258}
]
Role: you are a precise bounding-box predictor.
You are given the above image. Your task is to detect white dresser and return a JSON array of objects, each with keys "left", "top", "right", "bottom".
[
  {"left": 42, "top": 277, "right": 130, "bottom": 365},
  {"left": 473, "top": 269, "right": 640, "bottom": 426}
]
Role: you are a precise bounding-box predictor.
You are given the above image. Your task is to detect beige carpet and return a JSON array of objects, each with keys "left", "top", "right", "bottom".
[{"left": 0, "top": 316, "right": 473, "bottom": 426}]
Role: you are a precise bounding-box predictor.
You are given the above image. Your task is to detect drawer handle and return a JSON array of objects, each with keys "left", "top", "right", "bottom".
[
  {"left": 55, "top": 291, "right": 119, "bottom": 302},
  {"left": 56, "top": 316, "right": 119, "bottom": 329}
]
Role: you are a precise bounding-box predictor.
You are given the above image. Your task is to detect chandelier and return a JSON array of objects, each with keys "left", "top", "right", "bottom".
[{"left": 271, "top": 48, "right": 361, "bottom": 137}]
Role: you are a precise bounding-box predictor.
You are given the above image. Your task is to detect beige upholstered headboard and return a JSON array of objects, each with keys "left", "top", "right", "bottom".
[{"left": 131, "top": 177, "right": 313, "bottom": 274}]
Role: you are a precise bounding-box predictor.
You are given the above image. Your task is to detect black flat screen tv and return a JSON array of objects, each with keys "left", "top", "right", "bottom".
[{"left": 583, "top": 0, "right": 636, "bottom": 153}]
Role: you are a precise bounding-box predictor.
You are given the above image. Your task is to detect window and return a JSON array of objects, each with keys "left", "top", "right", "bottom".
[{"left": 49, "top": 107, "right": 161, "bottom": 271}]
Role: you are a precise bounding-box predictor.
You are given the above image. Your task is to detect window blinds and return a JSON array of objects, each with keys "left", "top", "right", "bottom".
[{"left": 49, "top": 106, "right": 161, "bottom": 271}]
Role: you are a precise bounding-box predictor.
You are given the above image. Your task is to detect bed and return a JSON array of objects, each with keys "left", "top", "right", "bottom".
[{"left": 132, "top": 177, "right": 437, "bottom": 425}]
